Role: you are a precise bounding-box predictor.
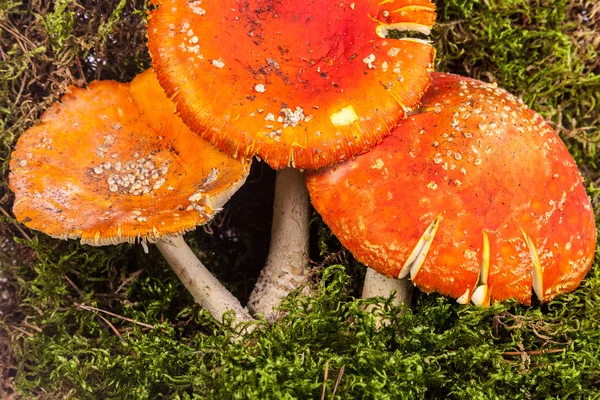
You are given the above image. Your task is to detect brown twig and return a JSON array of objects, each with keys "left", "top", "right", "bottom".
[
  {"left": 502, "top": 348, "right": 565, "bottom": 356},
  {"left": 20, "top": 322, "right": 42, "bottom": 333},
  {"left": 321, "top": 361, "right": 329, "bottom": 400},
  {"left": 94, "top": 312, "right": 124, "bottom": 342},
  {"left": 0, "top": 206, "right": 33, "bottom": 242},
  {"left": 75, "top": 302, "right": 155, "bottom": 329},
  {"left": 331, "top": 365, "right": 345, "bottom": 400},
  {"left": 9, "top": 326, "right": 33, "bottom": 337},
  {"left": 114, "top": 270, "right": 143, "bottom": 294},
  {"left": 64, "top": 275, "right": 85, "bottom": 298}
]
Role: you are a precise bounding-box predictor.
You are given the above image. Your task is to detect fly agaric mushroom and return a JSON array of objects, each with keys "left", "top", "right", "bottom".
[
  {"left": 148, "top": 0, "right": 436, "bottom": 169},
  {"left": 307, "top": 72, "right": 597, "bottom": 305},
  {"left": 148, "top": 0, "right": 437, "bottom": 318},
  {"left": 9, "top": 69, "right": 253, "bottom": 324}
]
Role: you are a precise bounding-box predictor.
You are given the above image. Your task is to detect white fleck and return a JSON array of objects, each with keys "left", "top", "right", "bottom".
[
  {"left": 387, "top": 47, "right": 400, "bottom": 57},
  {"left": 188, "top": 0, "right": 206, "bottom": 15},
  {"left": 103, "top": 134, "right": 115, "bottom": 145},
  {"left": 280, "top": 107, "right": 308, "bottom": 127},
  {"left": 212, "top": 59, "right": 225, "bottom": 68},
  {"left": 371, "top": 159, "right": 384, "bottom": 169},
  {"left": 464, "top": 249, "right": 477, "bottom": 260},
  {"left": 362, "top": 53, "right": 376, "bottom": 69},
  {"left": 330, "top": 105, "right": 358, "bottom": 126}
]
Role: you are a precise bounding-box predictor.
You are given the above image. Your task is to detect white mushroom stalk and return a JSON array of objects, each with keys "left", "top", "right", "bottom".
[
  {"left": 362, "top": 269, "right": 412, "bottom": 306},
  {"left": 156, "top": 235, "right": 253, "bottom": 325},
  {"left": 362, "top": 269, "right": 413, "bottom": 328},
  {"left": 248, "top": 168, "right": 311, "bottom": 320}
]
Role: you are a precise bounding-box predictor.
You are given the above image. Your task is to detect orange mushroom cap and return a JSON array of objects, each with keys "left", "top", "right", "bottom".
[
  {"left": 307, "top": 72, "right": 597, "bottom": 305},
  {"left": 9, "top": 70, "right": 249, "bottom": 245},
  {"left": 148, "top": 0, "right": 436, "bottom": 169}
]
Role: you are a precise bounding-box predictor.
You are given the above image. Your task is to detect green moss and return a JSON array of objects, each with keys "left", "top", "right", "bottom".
[
  {"left": 1, "top": 0, "right": 599, "bottom": 398},
  {"left": 432, "top": 0, "right": 600, "bottom": 165},
  {"left": 40, "top": 0, "right": 76, "bottom": 53},
  {"left": 11, "top": 263, "right": 600, "bottom": 398}
]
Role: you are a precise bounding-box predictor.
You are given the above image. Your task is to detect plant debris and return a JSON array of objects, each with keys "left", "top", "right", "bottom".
[{"left": 0, "top": 0, "right": 598, "bottom": 398}]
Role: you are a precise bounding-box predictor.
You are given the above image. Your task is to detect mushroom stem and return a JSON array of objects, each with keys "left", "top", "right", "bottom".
[
  {"left": 362, "top": 268, "right": 413, "bottom": 306},
  {"left": 248, "top": 167, "right": 311, "bottom": 320},
  {"left": 156, "top": 235, "right": 253, "bottom": 325}
]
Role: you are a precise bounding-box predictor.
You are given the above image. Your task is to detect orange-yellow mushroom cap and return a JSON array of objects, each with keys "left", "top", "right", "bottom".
[
  {"left": 9, "top": 70, "right": 250, "bottom": 245},
  {"left": 307, "top": 73, "right": 597, "bottom": 305},
  {"left": 148, "top": 0, "right": 436, "bottom": 169}
]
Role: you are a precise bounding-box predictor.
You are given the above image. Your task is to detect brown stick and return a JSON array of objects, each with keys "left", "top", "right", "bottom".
[
  {"left": 331, "top": 365, "right": 345, "bottom": 399},
  {"left": 0, "top": 205, "right": 33, "bottom": 241},
  {"left": 75, "top": 302, "right": 155, "bottom": 330},
  {"left": 502, "top": 349, "right": 565, "bottom": 356}
]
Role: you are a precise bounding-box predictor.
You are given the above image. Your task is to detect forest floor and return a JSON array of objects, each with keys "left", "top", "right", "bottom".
[{"left": 1, "top": 0, "right": 599, "bottom": 398}]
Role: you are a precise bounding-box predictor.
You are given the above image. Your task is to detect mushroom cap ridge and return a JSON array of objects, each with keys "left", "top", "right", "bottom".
[
  {"left": 148, "top": 0, "right": 436, "bottom": 169},
  {"left": 9, "top": 70, "right": 250, "bottom": 245},
  {"left": 307, "top": 72, "right": 597, "bottom": 304}
]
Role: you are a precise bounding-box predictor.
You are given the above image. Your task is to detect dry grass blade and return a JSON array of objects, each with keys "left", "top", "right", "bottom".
[
  {"left": 321, "top": 360, "right": 329, "bottom": 400},
  {"left": 503, "top": 349, "right": 566, "bottom": 356},
  {"left": 0, "top": 206, "right": 32, "bottom": 242},
  {"left": 331, "top": 365, "right": 345, "bottom": 400},
  {"left": 8, "top": 326, "right": 33, "bottom": 338},
  {"left": 75, "top": 302, "right": 155, "bottom": 329},
  {"left": 64, "top": 274, "right": 85, "bottom": 298},
  {"left": 114, "top": 270, "right": 143, "bottom": 294},
  {"left": 94, "top": 312, "right": 124, "bottom": 342}
]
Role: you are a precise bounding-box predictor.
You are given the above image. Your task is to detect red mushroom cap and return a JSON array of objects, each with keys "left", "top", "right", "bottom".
[
  {"left": 307, "top": 72, "right": 597, "bottom": 305},
  {"left": 9, "top": 70, "right": 249, "bottom": 245},
  {"left": 148, "top": 0, "right": 436, "bottom": 169}
]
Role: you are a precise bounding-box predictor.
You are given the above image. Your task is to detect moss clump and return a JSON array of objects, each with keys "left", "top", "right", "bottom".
[
  {"left": 0, "top": 0, "right": 599, "bottom": 398},
  {"left": 432, "top": 0, "right": 600, "bottom": 166},
  {"left": 11, "top": 263, "right": 600, "bottom": 398}
]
